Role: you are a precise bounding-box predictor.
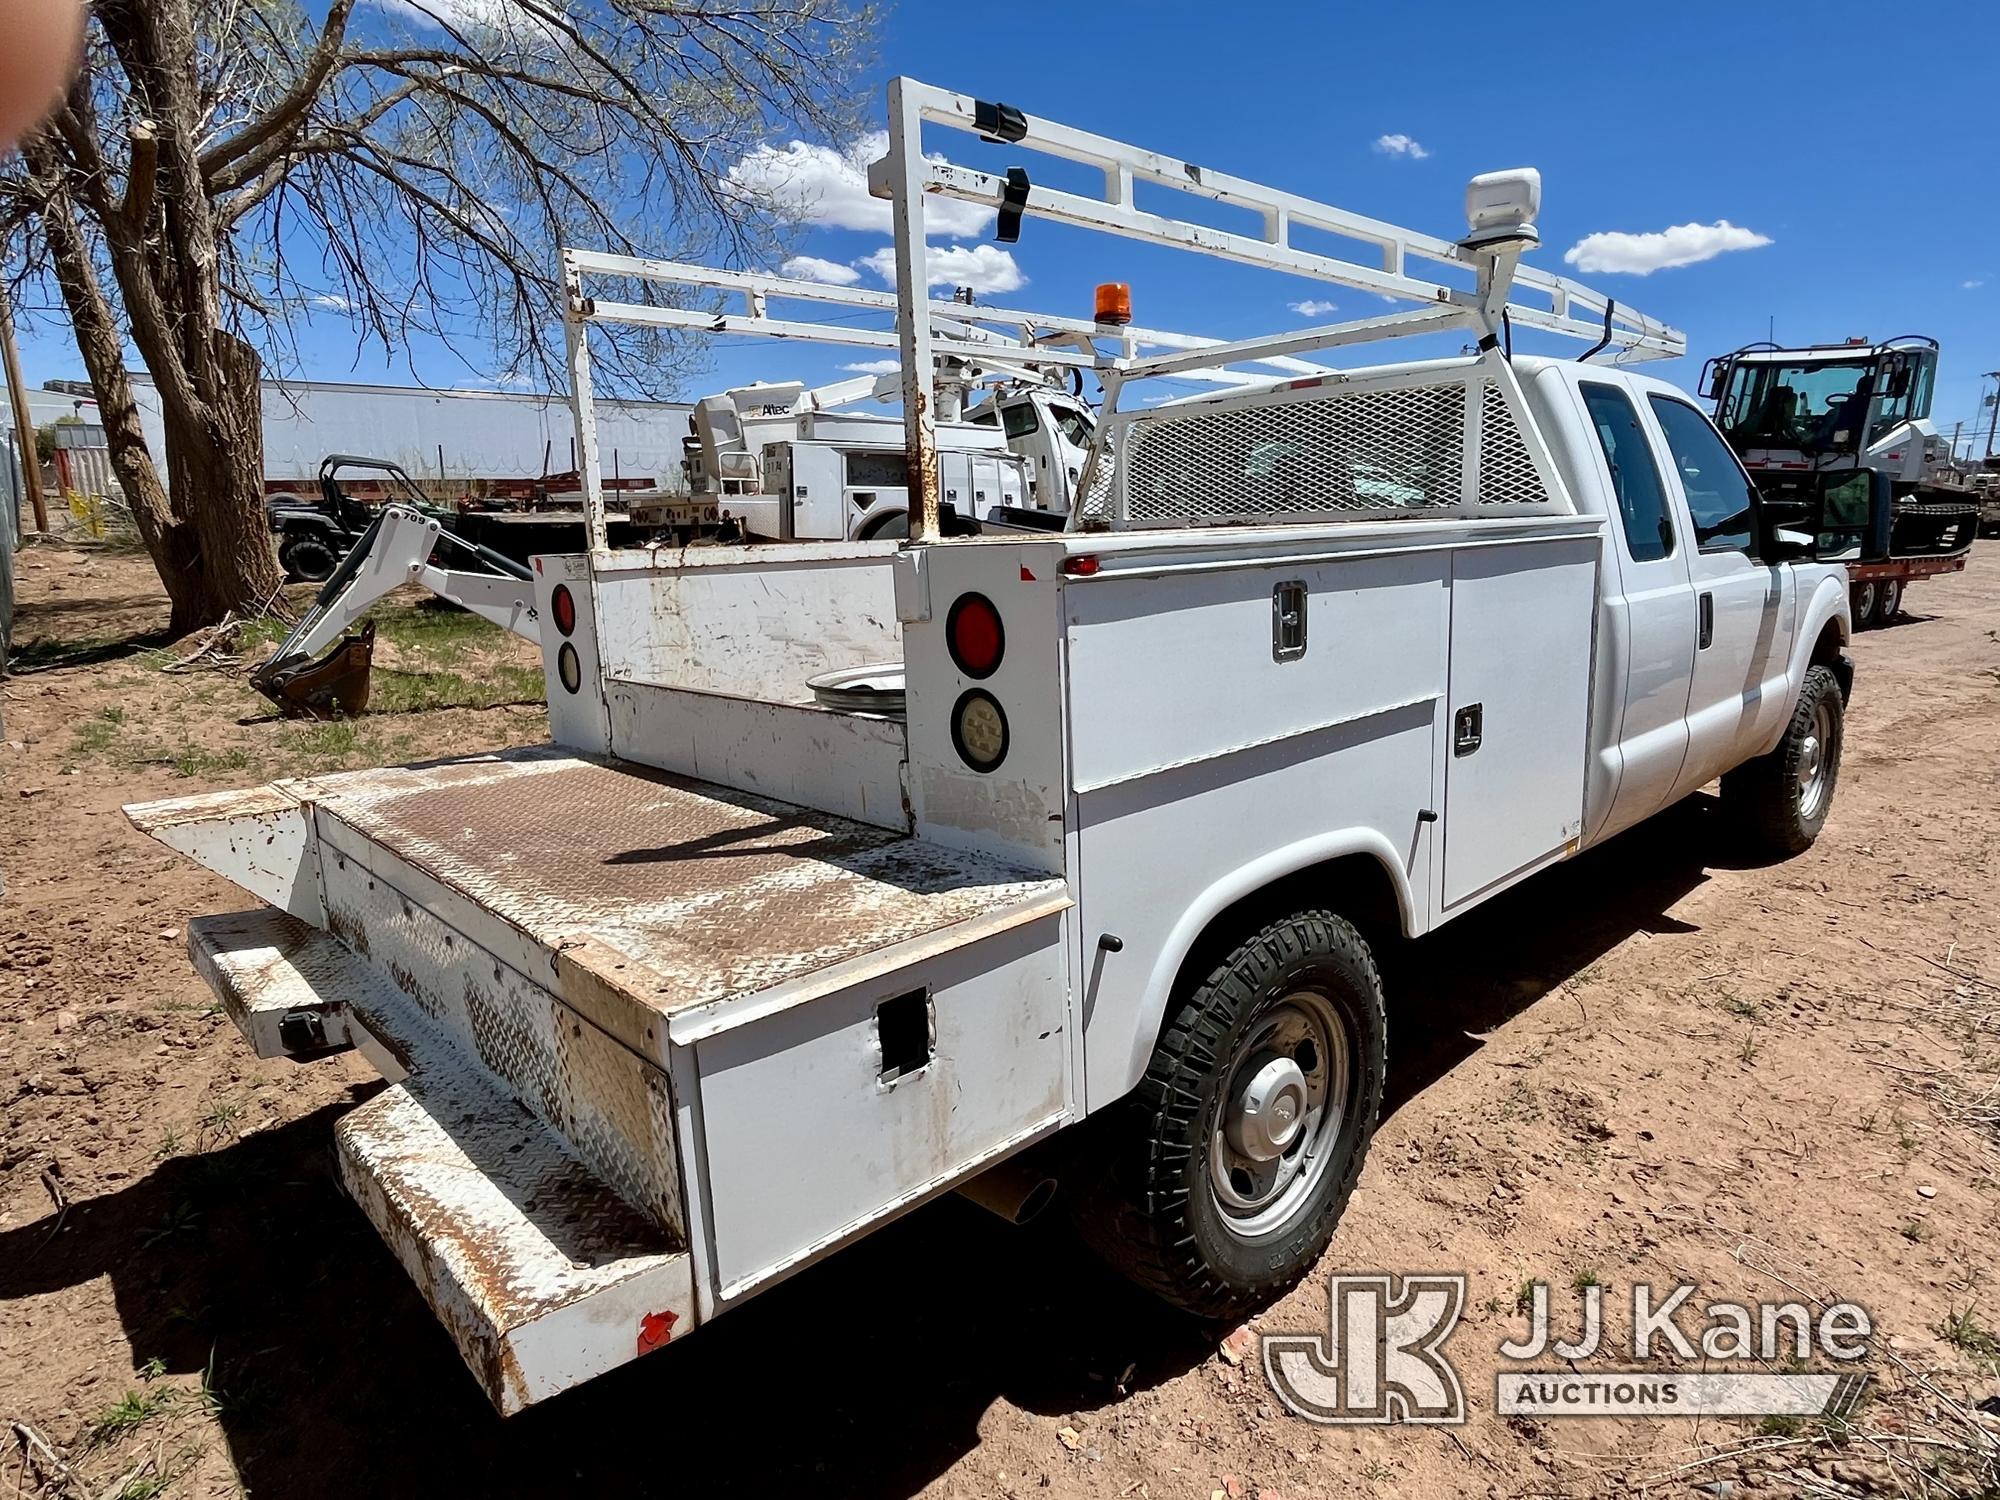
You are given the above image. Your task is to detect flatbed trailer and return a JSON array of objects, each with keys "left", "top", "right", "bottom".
[{"left": 127, "top": 78, "right": 1860, "bottom": 1415}]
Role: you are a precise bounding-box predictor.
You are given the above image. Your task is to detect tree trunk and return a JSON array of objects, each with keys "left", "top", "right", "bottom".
[
  {"left": 160, "top": 330, "right": 279, "bottom": 622},
  {"left": 21, "top": 139, "right": 207, "bottom": 630}
]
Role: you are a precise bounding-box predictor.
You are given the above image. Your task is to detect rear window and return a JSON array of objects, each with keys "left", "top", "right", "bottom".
[{"left": 1580, "top": 383, "right": 1675, "bottom": 562}]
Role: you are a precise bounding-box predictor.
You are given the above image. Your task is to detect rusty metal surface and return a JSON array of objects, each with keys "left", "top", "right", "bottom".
[
  {"left": 184, "top": 903, "right": 695, "bottom": 1415},
  {"left": 188, "top": 909, "right": 358, "bottom": 1058},
  {"left": 337, "top": 987, "right": 694, "bottom": 1414},
  {"left": 318, "top": 853, "right": 685, "bottom": 1236},
  {"left": 295, "top": 749, "right": 1060, "bottom": 1019}
]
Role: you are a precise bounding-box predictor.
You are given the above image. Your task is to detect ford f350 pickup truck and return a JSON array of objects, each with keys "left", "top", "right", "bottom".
[{"left": 125, "top": 79, "right": 1861, "bottom": 1414}]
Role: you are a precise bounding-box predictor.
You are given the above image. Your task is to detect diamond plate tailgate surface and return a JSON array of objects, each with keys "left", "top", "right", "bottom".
[{"left": 296, "top": 749, "right": 1061, "bottom": 1029}]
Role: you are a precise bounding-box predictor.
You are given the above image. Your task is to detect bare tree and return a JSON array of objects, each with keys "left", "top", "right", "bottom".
[{"left": 3, "top": 0, "right": 872, "bottom": 631}]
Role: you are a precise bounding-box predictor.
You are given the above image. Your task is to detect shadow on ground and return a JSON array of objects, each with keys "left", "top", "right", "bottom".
[{"left": 1, "top": 791, "right": 1744, "bottom": 1497}]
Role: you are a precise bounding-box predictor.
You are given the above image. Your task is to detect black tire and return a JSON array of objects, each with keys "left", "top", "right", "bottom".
[
  {"left": 279, "top": 533, "right": 340, "bottom": 582},
  {"left": 1720, "top": 663, "right": 1844, "bottom": 857},
  {"left": 1850, "top": 580, "right": 1879, "bottom": 631},
  {"left": 1877, "top": 579, "right": 1902, "bottom": 623},
  {"left": 1072, "top": 910, "right": 1387, "bottom": 1320},
  {"left": 857, "top": 510, "right": 910, "bottom": 540}
]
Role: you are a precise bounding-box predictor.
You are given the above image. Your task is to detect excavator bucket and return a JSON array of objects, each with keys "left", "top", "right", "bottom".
[{"left": 252, "top": 622, "right": 375, "bottom": 720}]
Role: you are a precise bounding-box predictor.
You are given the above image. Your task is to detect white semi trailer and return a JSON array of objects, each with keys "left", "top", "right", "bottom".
[{"left": 127, "top": 80, "right": 1861, "bottom": 1415}]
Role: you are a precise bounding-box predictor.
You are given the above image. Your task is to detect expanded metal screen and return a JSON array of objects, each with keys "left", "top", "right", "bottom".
[{"left": 1077, "top": 364, "right": 1565, "bottom": 529}]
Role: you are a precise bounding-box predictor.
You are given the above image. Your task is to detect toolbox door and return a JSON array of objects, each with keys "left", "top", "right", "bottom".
[{"left": 1442, "top": 535, "right": 1597, "bottom": 910}]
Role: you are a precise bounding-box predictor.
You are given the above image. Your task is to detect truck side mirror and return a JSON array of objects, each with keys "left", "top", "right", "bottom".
[
  {"left": 1702, "top": 359, "right": 1728, "bottom": 401},
  {"left": 1885, "top": 363, "right": 1911, "bottom": 399},
  {"left": 1754, "top": 468, "right": 1893, "bottom": 563}
]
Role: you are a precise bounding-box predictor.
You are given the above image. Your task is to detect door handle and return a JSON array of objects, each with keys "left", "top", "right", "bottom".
[
  {"left": 1698, "top": 591, "right": 1714, "bottom": 650},
  {"left": 1453, "top": 703, "right": 1483, "bottom": 756}
]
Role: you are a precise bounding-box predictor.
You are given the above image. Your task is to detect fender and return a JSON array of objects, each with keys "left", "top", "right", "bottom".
[
  {"left": 1101, "top": 826, "right": 1417, "bottom": 1108},
  {"left": 1753, "top": 569, "right": 1851, "bottom": 758}
]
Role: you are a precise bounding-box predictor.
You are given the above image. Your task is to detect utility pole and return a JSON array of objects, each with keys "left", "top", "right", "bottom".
[
  {"left": 0, "top": 286, "right": 49, "bottom": 535},
  {"left": 1985, "top": 372, "right": 2000, "bottom": 462}
]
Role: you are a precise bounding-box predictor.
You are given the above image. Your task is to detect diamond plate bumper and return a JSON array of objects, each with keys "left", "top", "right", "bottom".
[{"left": 194, "top": 905, "right": 693, "bottom": 1414}]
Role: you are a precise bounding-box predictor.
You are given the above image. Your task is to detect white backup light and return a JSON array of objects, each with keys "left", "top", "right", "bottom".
[{"left": 1462, "top": 168, "right": 1542, "bottom": 252}]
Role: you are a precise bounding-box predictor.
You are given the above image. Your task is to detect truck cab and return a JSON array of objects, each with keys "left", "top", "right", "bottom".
[
  {"left": 1705, "top": 337, "right": 1950, "bottom": 489},
  {"left": 966, "top": 385, "right": 1097, "bottom": 511},
  {"left": 1523, "top": 359, "right": 1852, "bottom": 846}
]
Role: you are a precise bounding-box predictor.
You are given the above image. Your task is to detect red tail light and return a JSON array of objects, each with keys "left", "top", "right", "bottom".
[
  {"left": 946, "top": 592, "right": 1004, "bottom": 679},
  {"left": 552, "top": 583, "right": 577, "bottom": 637}
]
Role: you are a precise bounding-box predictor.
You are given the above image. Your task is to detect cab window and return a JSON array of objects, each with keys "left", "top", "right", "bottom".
[
  {"left": 1000, "top": 402, "right": 1040, "bottom": 439},
  {"left": 1050, "top": 404, "right": 1094, "bottom": 447},
  {"left": 1580, "top": 383, "right": 1674, "bottom": 562},
  {"left": 1648, "top": 396, "right": 1757, "bottom": 553}
]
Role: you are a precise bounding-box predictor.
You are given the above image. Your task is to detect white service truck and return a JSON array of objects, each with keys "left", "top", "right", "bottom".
[{"left": 127, "top": 81, "right": 1860, "bottom": 1415}]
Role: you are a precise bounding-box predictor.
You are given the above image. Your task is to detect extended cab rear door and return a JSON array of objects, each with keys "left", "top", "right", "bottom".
[
  {"left": 1574, "top": 379, "right": 1698, "bottom": 839},
  {"left": 1646, "top": 394, "right": 1798, "bottom": 801}
]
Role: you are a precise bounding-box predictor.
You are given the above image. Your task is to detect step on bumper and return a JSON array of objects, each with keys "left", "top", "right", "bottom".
[{"left": 190, "top": 910, "right": 693, "bottom": 1414}]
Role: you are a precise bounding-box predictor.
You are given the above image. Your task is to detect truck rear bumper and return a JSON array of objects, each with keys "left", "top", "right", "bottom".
[{"left": 193, "top": 907, "right": 694, "bottom": 1414}]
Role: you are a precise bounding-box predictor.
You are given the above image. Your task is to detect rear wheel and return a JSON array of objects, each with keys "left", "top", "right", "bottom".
[
  {"left": 1072, "top": 910, "right": 1386, "bottom": 1319},
  {"left": 1877, "top": 579, "right": 1902, "bottom": 623},
  {"left": 1720, "top": 663, "right": 1844, "bottom": 857},
  {"left": 1850, "top": 580, "right": 1879, "bottom": 631},
  {"left": 279, "top": 533, "right": 340, "bottom": 582}
]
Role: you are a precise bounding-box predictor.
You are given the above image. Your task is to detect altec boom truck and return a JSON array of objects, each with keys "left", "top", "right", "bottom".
[{"left": 127, "top": 80, "right": 1863, "bottom": 1414}]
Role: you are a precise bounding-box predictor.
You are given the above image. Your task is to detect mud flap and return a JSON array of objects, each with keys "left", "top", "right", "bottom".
[{"left": 253, "top": 621, "right": 375, "bottom": 719}]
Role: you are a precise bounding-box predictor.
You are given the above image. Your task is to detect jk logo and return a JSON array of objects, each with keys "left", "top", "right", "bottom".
[{"left": 1262, "top": 1273, "right": 1468, "bottom": 1425}]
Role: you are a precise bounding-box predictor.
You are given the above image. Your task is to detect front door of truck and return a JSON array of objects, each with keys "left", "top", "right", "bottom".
[
  {"left": 1578, "top": 381, "right": 1696, "bottom": 837},
  {"left": 1647, "top": 395, "right": 1797, "bottom": 802}
]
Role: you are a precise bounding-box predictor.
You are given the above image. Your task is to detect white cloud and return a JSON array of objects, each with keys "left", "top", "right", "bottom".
[
  {"left": 857, "top": 242, "right": 1025, "bottom": 296},
  {"left": 1373, "top": 133, "right": 1429, "bottom": 160},
  {"left": 1563, "top": 220, "right": 1772, "bottom": 275},
  {"left": 1964, "top": 279, "right": 1987, "bottom": 290},
  {"left": 725, "top": 131, "right": 993, "bottom": 238},
  {"left": 840, "top": 360, "right": 901, "bottom": 375},
  {"left": 780, "top": 255, "right": 861, "bottom": 286},
  {"left": 308, "top": 292, "right": 353, "bottom": 312},
  {"left": 1288, "top": 299, "right": 1338, "bottom": 318}
]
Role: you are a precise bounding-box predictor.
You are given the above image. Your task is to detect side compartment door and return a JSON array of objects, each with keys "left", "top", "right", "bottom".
[
  {"left": 1646, "top": 396, "right": 1798, "bottom": 800},
  {"left": 1575, "top": 381, "right": 1697, "bottom": 836},
  {"left": 1442, "top": 534, "right": 1597, "bottom": 910}
]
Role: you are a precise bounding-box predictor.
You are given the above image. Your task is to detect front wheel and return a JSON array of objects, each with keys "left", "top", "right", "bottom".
[
  {"left": 279, "top": 533, "right": 340, "bottom": 582},
  {"left": 1720, "top": 663, "right": 1844, "bottom": 857},
  {"left": 1072, "top": 910, "right": 1386, "bottom": 1320}
]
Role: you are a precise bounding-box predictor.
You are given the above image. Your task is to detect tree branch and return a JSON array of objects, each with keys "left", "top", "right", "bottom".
[{"left": 196, "top": 0, "right": 358, "bottom": 187}]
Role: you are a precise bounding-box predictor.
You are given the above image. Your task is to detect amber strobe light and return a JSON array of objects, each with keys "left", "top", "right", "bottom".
[
  {"left": 1094, "top": 282, "right": 1132, "bottom": 327},
  {"left": 551, "top": 583, "right": 577, "bottom": 636},
  {"left": 946, "top": 592, "right": 1005, "bottom": 679},
  {"left": 951, "top": 690, "right": 1009, "bottom": 773}
]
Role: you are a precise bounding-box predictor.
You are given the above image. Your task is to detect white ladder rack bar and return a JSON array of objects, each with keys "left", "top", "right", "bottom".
[
  {"left": 562, "top": 249, "right": 1335, "bottom": 380},
  {"left": 871, "top": 79, "right": 1683, "bottom": 364},
  {"left": 1119, "top": 306, "right": 1472, "bottom": 384}
]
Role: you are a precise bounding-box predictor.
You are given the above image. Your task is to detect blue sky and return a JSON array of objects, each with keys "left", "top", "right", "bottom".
[{"left": 19, "top": 0, "right": 2000, "bottom": 451}]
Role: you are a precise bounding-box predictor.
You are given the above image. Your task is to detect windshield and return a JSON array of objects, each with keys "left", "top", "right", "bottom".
[
  {"left": 1718, "top": 354, "right": 1929, "bottom": 453},
  {"left": 1717, "top": 359, "right": 1870, "bottom": 449}
]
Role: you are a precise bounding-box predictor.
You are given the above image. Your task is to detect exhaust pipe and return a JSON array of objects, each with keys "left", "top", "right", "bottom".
[{"left": 956, "top": 1159, "right": 1058, "bottom": 1225}]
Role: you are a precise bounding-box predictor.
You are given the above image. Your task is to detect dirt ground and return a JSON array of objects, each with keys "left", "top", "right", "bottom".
[{"left": 3, "top": 540, "right": 1998, "bottom": 1499}]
